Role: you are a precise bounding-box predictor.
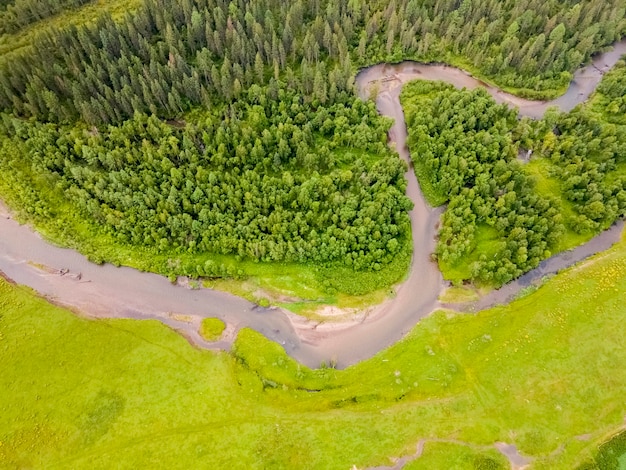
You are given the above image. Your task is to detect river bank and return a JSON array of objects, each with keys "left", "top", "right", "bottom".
[
  {"left": 356, "top": 39, "right": 626, "bottom": 120},
  {"left": 1, "top": 40, "right": 625, "bottom": 368}
]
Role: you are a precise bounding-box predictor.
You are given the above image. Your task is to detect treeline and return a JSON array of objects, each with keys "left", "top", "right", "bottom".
[
  {"left": 530, "top": 106, "right": 626, "bottom": 233},
  {"left": 365, "top": 0, "right": 626, "bottom": 95},
  {"left": 402, "top": 81, "right": 562, "bottom": 286},
  {"left": 1, "top": 0, "right": 625, "bottom": 125},
  {"left": 0, "top": 0, "right": 357, "bottom": 124},
  {"left": 439, "top": 0, "right": 626, "bottom": 93},
  {"left": 593, "top": 58, "right": 626, "bottom": 124},
  {"left": 0, "top": 0, "right": 92, "bottom": 36},
  {"left": 1, "top": 86, "right": 412, "bottom": 270}
]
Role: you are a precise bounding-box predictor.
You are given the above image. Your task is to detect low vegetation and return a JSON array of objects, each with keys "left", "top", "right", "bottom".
[
  {"left": 403, "top": 442, "right": 509, "bottom": 470},
  {"left": 2, "top": 228, "right": 626, "bottom": 468},
  {"left": 583, "top": 430, "right": 626, "bottom": 469},
  {"left": 199, "top": 317, "right": 225, "bottom": 341},
  {"left": 592, "top": 57, "right": 626, "bottom": 125},
  {"left": 438, "top": 286, "right": 480, "bottom": 303}
]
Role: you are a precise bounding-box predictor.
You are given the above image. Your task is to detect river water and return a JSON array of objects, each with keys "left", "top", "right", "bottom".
[
  {"left": 354, "top": 39, "right": 626, "bottom": 320},
  {"left": 1, "top": 41, "right": 625, "bottom": 368},
  {"left": 356, "top": 39, "right": 626, "bottom": 119}
]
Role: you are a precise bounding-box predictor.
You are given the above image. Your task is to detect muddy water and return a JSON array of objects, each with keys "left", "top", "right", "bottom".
[
  {"left": 0, "top": 204, "right": 303, "bottom": 355},
  {"left": 1, "top": 41, "right": 625, "bottom": 368},
  {"left": 354, "top": 39, "right": 626, "bottom": 321},
  {"left": 356, "top": 39, "right": 626, "bottom": 119},
  {"left": 467, "top": 221, "right": 625, "bottom": 311}
]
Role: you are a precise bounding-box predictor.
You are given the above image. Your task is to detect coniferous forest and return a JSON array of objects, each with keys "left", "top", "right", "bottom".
[
  {"left": 402, "top": 82, "right": 563, "bottom": 285},
  {"left": 0, "top": 0, "right": 92, "bottom": 36},
  {"left": 0, "top": 0, "right": 625, "bottom": 293}
]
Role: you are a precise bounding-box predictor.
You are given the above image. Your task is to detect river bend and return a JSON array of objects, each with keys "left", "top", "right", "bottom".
[{"left": 1, "top": 40, "right": 625, "bottom": 367}]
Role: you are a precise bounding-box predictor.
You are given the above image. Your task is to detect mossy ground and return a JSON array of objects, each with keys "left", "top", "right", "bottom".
[{"left": 438, "top": 285, "right": 480, "bottom": 303}]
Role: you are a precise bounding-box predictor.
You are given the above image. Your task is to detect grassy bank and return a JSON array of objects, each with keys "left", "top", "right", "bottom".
[
  {"left": 2, "top": 227, "right": 626, "bottom": 467},
  {"left": 445, "top": 53, "right": 571, "bottom": 101}
]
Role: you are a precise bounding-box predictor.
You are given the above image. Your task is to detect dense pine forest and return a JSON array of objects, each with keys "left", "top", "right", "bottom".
[
  {"left": 0, "top": 0, "right": 93, "bottom": 36},
  {"left": 402, "top": 79, "right": 626, "bottom": 285},
  {"left": 0, "top": 0, "right": 625, "bottom": 294},
  {"left": 402, "top": 82, "right": 563, "bottom": 285},
  {"left": 1, "top": 0, "right": 625, "bottom": 124}
]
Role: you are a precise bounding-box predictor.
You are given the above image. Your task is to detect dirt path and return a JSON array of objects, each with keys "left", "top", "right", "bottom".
[{"left": 366, "top": 438, "right": 532, "bottom": 470}]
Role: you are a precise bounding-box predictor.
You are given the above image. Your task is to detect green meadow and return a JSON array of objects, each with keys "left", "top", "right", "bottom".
[{"left": 2, "top": 230, "right": 626, "bottom": 468}]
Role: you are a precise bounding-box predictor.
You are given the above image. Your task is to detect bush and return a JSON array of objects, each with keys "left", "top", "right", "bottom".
[{"left": 199, "top": 317, "right": 225, "bottom": 341}]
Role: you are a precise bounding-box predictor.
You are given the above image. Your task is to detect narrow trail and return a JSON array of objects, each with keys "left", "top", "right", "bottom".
[
  {"left": 1, "top": 40, "right": 625, "bottom": 368},
  {"left": 366, "top": 438, "right": 533, "bottom": 470}
]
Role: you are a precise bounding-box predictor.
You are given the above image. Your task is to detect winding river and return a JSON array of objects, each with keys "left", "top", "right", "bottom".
[{"left": 1, "top": 40, "right": 625, "bottom": 368}]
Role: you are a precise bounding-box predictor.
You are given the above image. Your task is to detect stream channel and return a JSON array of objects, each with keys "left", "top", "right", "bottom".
[{"left": 1, "top": 40, "right": 625, "bottom": 368}]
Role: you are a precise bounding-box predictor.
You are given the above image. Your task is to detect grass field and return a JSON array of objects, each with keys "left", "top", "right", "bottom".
[{"left": 2, "top": 227, "right": 626, "bottom": 468}]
